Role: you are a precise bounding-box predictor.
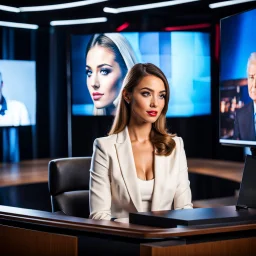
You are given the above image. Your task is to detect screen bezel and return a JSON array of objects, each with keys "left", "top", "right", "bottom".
[{"left": 219, "top": 7, "right": 256, "bottom": 147}]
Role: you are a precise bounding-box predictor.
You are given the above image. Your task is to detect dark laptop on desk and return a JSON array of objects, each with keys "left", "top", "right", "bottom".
[{"left": 129, "top": 155, "right": 256, "bottom": 228}]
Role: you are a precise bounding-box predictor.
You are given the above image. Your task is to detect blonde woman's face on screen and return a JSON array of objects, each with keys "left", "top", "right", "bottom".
[{"left": 86, "top": 45, "right": 124, "bottom": 109}]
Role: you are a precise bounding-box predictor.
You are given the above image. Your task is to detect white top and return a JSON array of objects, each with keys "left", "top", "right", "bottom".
[
  {"left": 0, "top": 99, "right": 30, "bottom": 126},
  {"left": 137, "top": 178, "right": 154, "bottom": 212}
]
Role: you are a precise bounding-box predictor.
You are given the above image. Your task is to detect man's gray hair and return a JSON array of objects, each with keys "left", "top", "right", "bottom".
[{"left": 247, "top": 52, "right": 256, "bottom": 74}]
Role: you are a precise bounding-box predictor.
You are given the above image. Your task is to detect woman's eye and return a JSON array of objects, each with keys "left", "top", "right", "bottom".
[
  {"left": 100, "top": 68, "right": 111, "bottom": 75},
  {"left": 86, "top": 69, "right": 92, "bottom": 77},
  {"left": 159, "top": 94, "right": 166, "bottom": 99},
  {"left": 141, "top": 92, "right": 150, "bottom": 97}
]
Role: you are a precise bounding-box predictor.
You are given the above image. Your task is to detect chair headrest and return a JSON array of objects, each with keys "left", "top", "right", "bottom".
[{"left": 48, "top": 157, "right": 91, "bottom": 195}]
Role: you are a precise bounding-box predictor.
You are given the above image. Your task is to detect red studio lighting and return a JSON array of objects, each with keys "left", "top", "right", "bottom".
[
  {"left": 116, "top": 22, "right": 130, "bottom": 32},
  {"left": 164, "top": 23, "right": 211, "bottom": 31}
]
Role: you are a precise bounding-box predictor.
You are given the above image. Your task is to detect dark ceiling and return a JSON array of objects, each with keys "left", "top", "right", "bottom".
[{"left": 0, "top": 0, "right": 255, "bottom": 29}]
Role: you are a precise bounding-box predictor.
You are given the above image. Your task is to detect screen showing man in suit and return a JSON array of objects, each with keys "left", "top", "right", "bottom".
[
  {"left": 219, "top": 8, "right": 256, "bottom": 146},
  {"left": 0, "top": 71, "right": 30, "bottom": 126},
  {"left": 0, "top": 60, "right": 36, "bottom": 127},
  {"left": 233, "top": 53, "right": 256, "bottom": 141}
]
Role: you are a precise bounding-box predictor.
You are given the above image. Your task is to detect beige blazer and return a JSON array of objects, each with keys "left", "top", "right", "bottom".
[{"left": 89, "top": 127, "right": 193, "bottom": 220}]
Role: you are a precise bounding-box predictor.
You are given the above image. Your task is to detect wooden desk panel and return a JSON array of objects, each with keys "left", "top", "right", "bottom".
[
  {"left": 0, "top": 224, "right": 77, "bottom": 256},
  {"left": 141, "top": 237, "right": 256, "bottom": 256}
]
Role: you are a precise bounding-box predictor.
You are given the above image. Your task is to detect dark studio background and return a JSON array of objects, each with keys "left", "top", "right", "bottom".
[
  {"left": 2, "top": 0, "right": 255, "bottom": 164},
  {"left": 1, "top": 0, "right": 256, "bottom": 212}
]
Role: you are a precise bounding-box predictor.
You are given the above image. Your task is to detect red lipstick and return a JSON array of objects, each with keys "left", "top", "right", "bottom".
[
  {"left": 146, "top": 111, "right": 158, "bottom": 117},
  {"left": 92, "top": 92, "right": 104, "bottom": 100}
]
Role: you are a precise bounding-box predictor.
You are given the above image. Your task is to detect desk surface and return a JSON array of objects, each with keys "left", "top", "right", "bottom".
[
  {"left": 188, "top": 158, "right": 243, "bottom": 183},
  {"left": 0, "top": 159, "right": 48, "bottom": 187},
  {"left": 0, "top": 158, "right": 244, "bottom": 187},
  {"left": 0, "top": 205, "right": 255, "bottom": 239}
]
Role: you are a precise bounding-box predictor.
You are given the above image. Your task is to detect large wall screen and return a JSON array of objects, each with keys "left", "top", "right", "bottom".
[{"left": 71, "top": 31, "right": 211, "bottom": 117}]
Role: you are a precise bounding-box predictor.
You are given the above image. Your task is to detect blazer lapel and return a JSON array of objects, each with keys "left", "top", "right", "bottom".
[
  {"left": 151, "top": 154, "right": 168, "bottom": 211},
  {"left": 115, "top": 127, "right": 142, "bottom": 212},
  {"left": 151, "top": 146, "right": 178, "bottom": 211}
]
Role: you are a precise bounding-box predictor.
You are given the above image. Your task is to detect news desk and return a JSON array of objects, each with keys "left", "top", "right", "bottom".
[
  {"left": 1, "top": 205, "right": 256, "bottom": 256},
  {"left": 0, "top": 158, "right": 249, "bottom": 255}
]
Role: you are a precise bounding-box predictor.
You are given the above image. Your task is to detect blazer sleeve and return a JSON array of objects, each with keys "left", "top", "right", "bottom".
[
  {"left": 89, "top": 139, "right": 112, "bottom": 220},
  {"left": 173, "top": 137, "right": 193, "bottom": 210}
]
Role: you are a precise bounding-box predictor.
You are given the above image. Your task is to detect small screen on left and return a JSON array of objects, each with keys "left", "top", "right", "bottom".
[{"left": 0, "top": 60, "right": 36, "bottom": 127}]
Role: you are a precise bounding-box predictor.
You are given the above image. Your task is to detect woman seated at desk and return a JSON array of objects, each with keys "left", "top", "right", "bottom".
[{"left": 89, "top": 63, "right": 193, "bottom": 221}]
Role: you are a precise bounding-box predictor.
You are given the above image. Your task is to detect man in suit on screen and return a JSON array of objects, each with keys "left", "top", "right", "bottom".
[
  {"left": 0, "top": 71, "right": 30, "bottom": 126},
  {"left": 234, "top": 52, "right": 256, "bottom": 141}
]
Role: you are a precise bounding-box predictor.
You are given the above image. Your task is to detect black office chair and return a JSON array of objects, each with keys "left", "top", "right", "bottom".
[{"left": 48, "top": 157, "right": 91, "bottom": 218}]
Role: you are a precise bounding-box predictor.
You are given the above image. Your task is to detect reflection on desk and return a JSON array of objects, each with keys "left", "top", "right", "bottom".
[
  {"left": 0, "top": 158, "right": 244, "bottom": 211},
  {"left": 0, "top": 158, "right": 244, "bottom": 187}
]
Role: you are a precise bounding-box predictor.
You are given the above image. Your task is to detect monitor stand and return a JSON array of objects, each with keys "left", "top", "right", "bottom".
[
  {"left": 250, "top": 147, "right": 256, "bottom": 157},
  {"left": 236, "top": 154, "right": 256, "bottom": 211}
]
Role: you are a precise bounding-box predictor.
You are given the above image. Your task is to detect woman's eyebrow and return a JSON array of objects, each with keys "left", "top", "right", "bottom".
[
  {"left": 98, "top": 64, "right": 113, "bottom": 68},
  {"left": 140, "top": 87, "right": 166, "bottom": 93},
  {"left": 86, "top": 64, "right": 113, "bottom": 69}
]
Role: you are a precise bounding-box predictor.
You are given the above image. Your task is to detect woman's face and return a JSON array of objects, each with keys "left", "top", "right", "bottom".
[
  {"left": 126, "top": 75, "right": 167, "bottom": 124},
  {"left": 86, "top": 45, "right": 123, "bottom": 109}
]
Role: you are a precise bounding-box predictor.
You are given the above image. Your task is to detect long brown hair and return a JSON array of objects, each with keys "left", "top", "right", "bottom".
[{"left": 109, "top": 63, "right": 176, "bottom": 156}]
